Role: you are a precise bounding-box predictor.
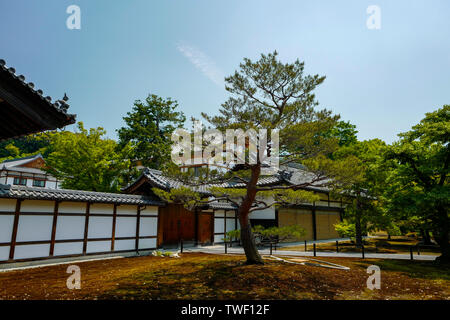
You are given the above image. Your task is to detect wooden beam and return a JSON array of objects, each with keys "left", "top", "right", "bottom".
[
  {"left": 49, "top": 201, "right": 59, "bottom": 256},
  {"left": 111, "top": 204, "right": 117, "bottom": 251},
  {"left": 8, "top": 199, "right": 22, "bottom": 260},
  {"left": 135, "top": 206, "right": 141, "bottom": 251},
  {"left": 312, "top": 203, "right": 317, "bottom": 241},
  {"left": 82, "top": 202, "right": 90, "bottom": 254}
]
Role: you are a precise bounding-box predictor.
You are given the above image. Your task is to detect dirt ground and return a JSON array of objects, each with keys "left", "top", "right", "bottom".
[{"left": 0, "top": 253, "right": 448, "bottom": 300}]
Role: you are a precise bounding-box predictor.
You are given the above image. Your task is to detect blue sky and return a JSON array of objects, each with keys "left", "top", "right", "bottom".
[{"left": 0, "top": 0, "right": 449, "bottom": 143}]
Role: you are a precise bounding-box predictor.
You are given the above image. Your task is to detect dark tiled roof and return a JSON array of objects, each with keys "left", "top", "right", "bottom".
[
  {"left": 0, "top": 59, "right": 76, "bottom": 140},
  {"left": 207, "top": 201, "right": 238, "bottom": 210},
  {"left": 122, "top": 168, "right": 286, "bottom": 195},
  {"left": 0, "top": 184, "right": 164, "bottom": 206}
]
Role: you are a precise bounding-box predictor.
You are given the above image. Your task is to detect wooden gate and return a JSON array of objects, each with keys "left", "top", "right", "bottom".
[
  {"left": 158, "top": 204, "right": 196, "bottom": 246},
  {"left": 197, "top": 213, "right": 213, "bottom": 245}
]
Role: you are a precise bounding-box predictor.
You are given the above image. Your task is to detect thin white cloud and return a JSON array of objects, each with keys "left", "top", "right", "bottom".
[{"left": 176, "top": 42, "right": 224, "bottom": 87}]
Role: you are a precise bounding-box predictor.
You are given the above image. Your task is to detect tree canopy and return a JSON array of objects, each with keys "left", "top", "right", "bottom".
[
  {"left": 44, "top": 122, "right": 133, "bottom": 193},
  {"left": 118, "top": 94, "right": 186, "bottom": 170}
]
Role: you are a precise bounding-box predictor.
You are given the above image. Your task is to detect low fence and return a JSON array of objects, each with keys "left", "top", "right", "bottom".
[{"left": 0, "top": 198, "right": 159, "bottom": 263}]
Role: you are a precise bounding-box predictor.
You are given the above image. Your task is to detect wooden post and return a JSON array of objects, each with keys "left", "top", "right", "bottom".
[
  {"left": 111, "top": 204, "right": 117, "bottom": 251},
  {"left": 135, "top": 206, "right": 141, "bottom": 252},
  {"left": 225, "top": 239, "right": 227, "bottom": 254},
  {"left": 312, "top": 205, "right": 317, "bottom": 241},
  {"left": 336, "top": 240, "right": 339, "bottom": 253},
  {"left": 82, "top": 202, "right": 90, "bottom": 255},
  {"left": 410, "top": 247, "right": 413, "bottom": 260},
  {"left": 180, "top": 239, "right": 184, "bottom": 253},
  {"left": 9, "top": 199, "right": 22, "bottom": 260},
  {"left": 270, "top": 242, "right": 273, "bottom": 255},
  {"left": 417, "top": 245, "right": 420, "bottom": 256},
  {"left": 49, "top": 201, "right": 59, "bottom": 256},
  {"left": 304, "top": 240, "right": 307, "bottom": 252},
  {"left": 361, "top": 244, "right": 365, "bottom": 259},
  {"left": 313, "top": 243, "right": 316, "bottom": 257}
]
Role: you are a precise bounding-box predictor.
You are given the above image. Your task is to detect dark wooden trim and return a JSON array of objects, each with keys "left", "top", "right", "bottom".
[
  {"left": 312, "top": 203, "right": 317, "bottom": 241},
  {"left": 275, "top": 208, "right": 279, "bottom": 227},
  {"left": 82, "top": 202, "right": 90, "bottom": 254},
  {"left": 49, "top": 200, "right": 59, "bottom": 256},
  {"left": 8, "top": 199, "right": 22, "bottom": 260},
  {"left": 135, "top": 206, "right": 141, "bottom": 251},
  {"left": 111, "top": 204, "right": 117, "bottom": 251}
]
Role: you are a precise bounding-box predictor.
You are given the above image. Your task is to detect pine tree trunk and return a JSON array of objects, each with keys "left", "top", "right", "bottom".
[
  {"left": 238, "top": 164, "right": 264, "bottom": 265},
  {"left": 239, "top": 214, "right": 263, "bottom": 265}
]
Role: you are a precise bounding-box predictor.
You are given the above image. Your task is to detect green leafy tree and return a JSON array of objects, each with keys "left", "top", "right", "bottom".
[
  {"left": 44, "top": 122, "right": 133, "bottom": 192},
  {"left": 384, "top": 105, "right": 449, "bottom": 262},
  {"left": 326, "top": 120, "right": 358, "bottom": 147},
  {"left": 117, "top": 94, "right": 186, "bottom": 170},
  {"left": 155, "top": 52, "right": 359, "bottom": 264},
  {"left": 333, "top": 139, "right": 390, "bottom": 246}
]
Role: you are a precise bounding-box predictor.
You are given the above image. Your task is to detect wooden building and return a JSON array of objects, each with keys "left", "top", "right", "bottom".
[
  {"left": 0, "top": 59, "right": 76, "bottom": 141},
  {"left": 122, "top": 167, "right": 346, "bottom": 247},
  {"left": 0, "top": 154, "right": 61, "bottom": 189}
]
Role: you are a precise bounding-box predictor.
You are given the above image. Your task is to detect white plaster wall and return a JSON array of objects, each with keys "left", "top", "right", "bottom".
[
  {"left": 214, "top": 218, "right": 224, "bottom": 235},
  {"left": 138, "top": 238, "right": 156, "bottom": 249},
  {"left": 226, "top": 219, "right": 237, "bottom": 232},
  {"left": 58, "top": 202, "right": 86, "bottom": 214},
  {"left": 54, "top": 242, "right": 83, "bottom": 256},
  {"left": 87, "top": 240, "right": 111, "bottom": 253},
  {"left": 0, "top": 216, "right": 14, "bottom": 242},
  {"left": 55, "top": 216, "right": 85, "bottom": 240},
  {"left": 214, "top": 210, "right": 225, "bottom": 217},
  {"left": 20, "top": 200, "right": 54, "bottom": 213},
  {"left": 0, "top": 246, "right": 10, "bottom": 261},
  {"left": 249, "top": 208, "right": 275, "bottom": 220},
  {"left": 114, "top": 239, "right": 135, "bottom": 251},
  {"left": 14, "top": 244, "right": 50, "bottom": 259},
  {"left": 88, "top": 216, "right": 113, "bottom": 238},
  {"left": 115, "top": 217, "right": 137, "bottom": 237},
  {"left": 0, "top": 199, "right": 16, "bottom": 212},
  {"left": 139, "top": 217, "right": 157, "bottom": 237},
  {"left": 141, "top": 206, "right": 158, "bottom": 215},
  {"left": 117, "top": 205, "right": 138, "bottom": 215},
  {"left": 90, "top": 203, "right": 114, "bottom": 214},
  {"left": 16, "top": 215, "right": 53, "bottom": 242}
]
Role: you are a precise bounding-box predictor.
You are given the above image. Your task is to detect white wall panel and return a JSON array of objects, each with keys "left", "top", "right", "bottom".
[
  {"left": 0, "top": 215, "right": 14, "bottom": 242},
  {"left": 214, "top": 218, "right": 224, "bottom": 234},
  {"left": 17, "top": 215, "right": 53, "bottom": 242},
  {"left": 115, "top": 217, "right": 137, "bottom": 237},
  {"left": 214, "top": 210, "right": 225, "bottom": 217},
  {"left": 114, "top": 239, "right": 135, "bottom": 251},
  {"left": 55, "top": 216, "right": 85, "bottom": 240},
  {"left": 90, "top": 203, "right": 114, "bottom": 214},
  {"left": 249, "top": 207, "right": 275, "bottom": 219},
  {"left": 138, "top": 238, "right": 156, "bottom": 249},
  {"left": 14, "top": 244, "right": 50, "bottom": 259},
  {"left": 141, "top": 206, "right": 158, "bottom": 215},
  {"left": 54, "top": 242, "right": 83, "bottom": 256},
  {"left": 0, "top": 199, "right": 17, "bottom": 212},
  {"left": 20, "top": 200, "right": 54, "bottom": 213},
  {"left": 87, "top": 240, "right": 111, "bottom": 253},
  {"left": 117, "top": 205, "right": 138, "bottom": 215},
  {"left": 226, "top": 219, "right": 236, "bottom": 232},
  {"left": 59, "top": 202, "right": 86, "bottom": 214},
  {"left": 88, "top": 216, "right": 113, "bottom": 239},
  {"left": 139, "top": 217, "right": 157, "bottom": 237},
  {"left": 0, "top": 246, "right": 10, "bottom": 261}
]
